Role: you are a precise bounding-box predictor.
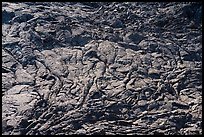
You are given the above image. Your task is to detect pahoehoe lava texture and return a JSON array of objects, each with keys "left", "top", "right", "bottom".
[{"left": 2, "top": 2, "right": 202, "bottom": 135}]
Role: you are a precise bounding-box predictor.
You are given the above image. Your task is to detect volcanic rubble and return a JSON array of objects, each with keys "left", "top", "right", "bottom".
[{"left": 2, "top": 2, "right": 202, "bottom": 135}]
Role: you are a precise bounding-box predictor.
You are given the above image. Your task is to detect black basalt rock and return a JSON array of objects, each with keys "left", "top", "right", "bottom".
[{"left": 2, "top": 2, "right": 202, "bottom": 135}]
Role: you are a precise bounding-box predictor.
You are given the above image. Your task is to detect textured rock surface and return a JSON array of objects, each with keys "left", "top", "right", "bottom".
[{"left": 2, "top": 2, "right": 202, "bottom": 135}]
